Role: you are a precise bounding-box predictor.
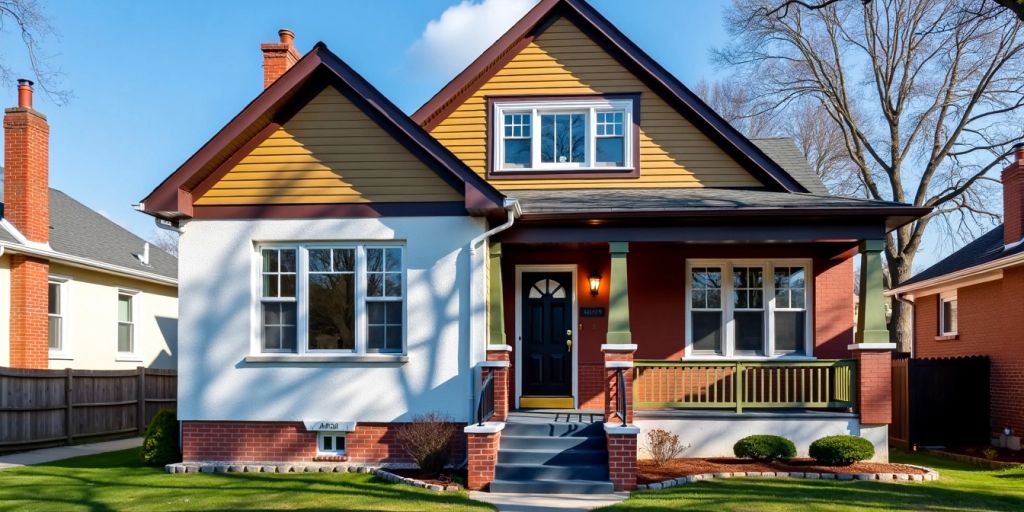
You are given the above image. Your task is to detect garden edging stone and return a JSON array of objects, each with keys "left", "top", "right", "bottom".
[
  {"left": 163, "top": 462, "right": 461, "bottom": 492},
  {"left": 634, "top": 465, "right": 939, "bottom": 490}
]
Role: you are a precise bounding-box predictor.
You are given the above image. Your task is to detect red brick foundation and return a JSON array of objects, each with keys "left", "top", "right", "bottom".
[
  {"left": 854, "top": 349, "right": 893, "bottom": 425},
  {"left": 607, "top": 432, "right": 638, "bottom": 491},
  {"left": 182, "top": 421, "right": 466, "bottom": 464},
  {"left": 465, "top": 429, "right": 501, "bottom": 491}
]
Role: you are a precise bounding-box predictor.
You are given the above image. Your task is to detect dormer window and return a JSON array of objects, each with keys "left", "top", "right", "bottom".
[{"left": 491, "top": 95, "right": 637, "bottom": 175}]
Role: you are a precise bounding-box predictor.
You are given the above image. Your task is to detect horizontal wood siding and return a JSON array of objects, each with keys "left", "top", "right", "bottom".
[
  {"left": 196, "top": 87, "right": 463, "bottom": 205},
  {"left": 430, "top": 17, "right": 760, "bottom": 190}
]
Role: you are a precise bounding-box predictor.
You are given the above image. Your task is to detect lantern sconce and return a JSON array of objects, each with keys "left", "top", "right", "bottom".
[{"left": 588, "top": 272, "right": 602, "bottom": 296}]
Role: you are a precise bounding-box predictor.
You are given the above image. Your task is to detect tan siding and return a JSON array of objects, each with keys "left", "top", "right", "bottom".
[
  {"left": 429, "top": 17, "right": 761, "bottom": 190},
  {"left": 195, "top": 87, "right": 463, "bottom": 205}
]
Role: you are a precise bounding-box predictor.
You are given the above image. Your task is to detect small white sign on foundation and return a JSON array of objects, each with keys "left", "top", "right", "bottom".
[{"left": 303, "top": 420, "right": 357, "bottom": 432}]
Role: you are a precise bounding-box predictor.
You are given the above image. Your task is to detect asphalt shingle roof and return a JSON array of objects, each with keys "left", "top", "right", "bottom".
[
  {"left": 750, "top": 137, "right": 829, "bottom": 195},
  {"left": 900, "top": 225, "right": 1023, "bottom": 287}
]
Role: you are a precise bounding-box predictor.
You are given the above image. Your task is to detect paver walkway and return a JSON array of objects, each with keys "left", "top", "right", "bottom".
[
  {"left": 469, "top": 491, "right": 628, "bottom": 512},
  {"left": 0, "top": 437, "right": 143, "bottom": 470}
]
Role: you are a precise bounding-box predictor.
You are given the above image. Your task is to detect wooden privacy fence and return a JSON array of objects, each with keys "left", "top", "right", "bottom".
[
  {"left": 890, "top": 355, "right": 989, "bottom": 449},
  {"left": 634, "top": 359, "right": 856, "bottom": 413},
  {"left": 0, "top": 367, "right": 176, "bottom": 452}
]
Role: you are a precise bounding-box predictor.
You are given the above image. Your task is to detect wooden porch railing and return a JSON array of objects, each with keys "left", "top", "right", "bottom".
[{"left": 634, "top": 360, "right": 856, "bottom": 413}]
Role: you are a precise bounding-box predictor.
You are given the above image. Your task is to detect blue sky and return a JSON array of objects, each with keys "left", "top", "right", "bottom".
[{"left": 0, "top": 0, "right": 956, "bottom": 269}]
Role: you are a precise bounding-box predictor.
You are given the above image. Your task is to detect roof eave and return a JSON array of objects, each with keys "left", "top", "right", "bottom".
[{"left": 889, "top": 251, "right": 1024, "bottom": 296}]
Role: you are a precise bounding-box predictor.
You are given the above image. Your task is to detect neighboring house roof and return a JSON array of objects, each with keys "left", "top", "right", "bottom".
[
  {"left": 750, "top": 138, "right": 829, "bottom": 195},
  {"left": 141, "top": 43, "right": 506, "bottom": 221},
  {"left": 0, "top": 169, "right": 178, "bottom": 283},
  {"left": 895, "top": 225, "right": 1024, "bottom": 292},
  {"left": 411, "top": 0, "right": 810, "bottom": 193}
]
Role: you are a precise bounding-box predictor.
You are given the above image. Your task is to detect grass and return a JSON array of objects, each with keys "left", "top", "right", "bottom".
[
  {"left": 600, "top": 451, "right": 1024, "bottom": 511},
  {"left": 0, "top": 448, "right": 493, "bottom": 511}
]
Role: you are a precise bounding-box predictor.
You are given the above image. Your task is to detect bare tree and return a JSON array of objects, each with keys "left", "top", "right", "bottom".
[
  {"left": 150, "top": 229, "right": 178, "bottom": 257},
  {"left": 0, "top": 0, "right": 68, "bottom": 103},
  {"left": 716, "top": 0, "right": 1024, "bottom": 351},
  {"left": 764, "top": 0, "right": 1024, "bottom": 21}
]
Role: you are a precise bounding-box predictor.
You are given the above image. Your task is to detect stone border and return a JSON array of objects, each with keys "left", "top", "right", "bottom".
[
  {"left": 925, "top": 449, "right": 1024, "bottom": 470},
  {"left": 635, "top": 464, "right": 939, "bottom": 490},
  {"left": 164, "top": 463, "right": 461, "bottom": 492}
]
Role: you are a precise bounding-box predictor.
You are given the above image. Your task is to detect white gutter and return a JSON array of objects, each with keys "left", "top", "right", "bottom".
[
  {"left": 0, "top": 241, "right": 178, "bottom": 287},
  {"left": 887, "top": 251, "right": 1024, "bottom": 296},
  {"left": 467, "top": 198, "right": 520, "bottom": 429}
]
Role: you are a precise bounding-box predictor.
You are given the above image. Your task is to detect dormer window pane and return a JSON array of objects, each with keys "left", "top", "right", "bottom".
[
  {"left": 540, "top": 113, "right": 586, "bottom": 164},
  {"left": 502, "top": 112, "right": 532, "bottom": 168}
]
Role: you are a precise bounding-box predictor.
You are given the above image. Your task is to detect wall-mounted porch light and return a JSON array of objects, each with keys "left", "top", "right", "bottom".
[{"left": 589, "top": 272, "right": 602, "bottom": 296}]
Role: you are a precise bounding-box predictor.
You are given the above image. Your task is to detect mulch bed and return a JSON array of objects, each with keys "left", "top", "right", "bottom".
[
  {"left": 638, "top": 458, "right": 927, "bottom": 485},
  {"left": 388, "top": 468, "right": 466, "bottom": 489},
  {"left": 940, "top": 446, "right": 1024, "bottom": 464}
]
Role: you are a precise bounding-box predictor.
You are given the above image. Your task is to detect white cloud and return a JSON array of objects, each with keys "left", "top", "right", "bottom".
[{"left": 408, "top": 0, "right": 538, "bottom": 80}]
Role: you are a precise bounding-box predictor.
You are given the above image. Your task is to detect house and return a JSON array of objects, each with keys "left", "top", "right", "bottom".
[
  {"left": 140, "top": 0, "right": 927, "bottom": 492},
  {"left": 890, "top": 143, "right": 1024, "bottom": 444},
  {"left": 1, "top": 80, "right": 178, "bottom": 370}
]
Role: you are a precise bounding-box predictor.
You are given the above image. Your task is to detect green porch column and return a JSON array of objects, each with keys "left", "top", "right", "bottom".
[
  {"left": 607, "top": 242, "right": 632, "bottom": 344},
  {"left": 488, "top": 242, "right": 506, "bottom": 345},
  {"left": 856, "top": 239, "right": 890, "bottom": 344}
]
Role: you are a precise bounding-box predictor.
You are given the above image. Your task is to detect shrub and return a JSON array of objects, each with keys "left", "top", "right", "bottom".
[
  {"left": 643, "top": 429, "right": 690, "bottom": 467},
  {"left": 982, "top": 447, "right": 999, "bottom": 461},
  {"left": 733, "top": 435, "right": 796, "bottom": 461},
  {"left": 808, "top": 435, "right": 875, "bottom": 466},
  {"left": 396, "top": 412, "right": 459, "bottom": 476},
  {"left": 141, "top": 408, "right": 180, "bottom": 466}
]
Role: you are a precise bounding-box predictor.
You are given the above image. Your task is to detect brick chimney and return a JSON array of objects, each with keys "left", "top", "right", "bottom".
[
  {"left": 1003, "top": 143, "right": 1024, "bottom": 246},
  {"left": 261, "top": 29, "right": 301, "bottom": 89},
  {"left": 3, "top": 79, "right": 50, "bottom": 369}
]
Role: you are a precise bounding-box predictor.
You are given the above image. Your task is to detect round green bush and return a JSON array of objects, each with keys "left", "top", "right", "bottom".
[
  {"left": 809, "top": 435, "right": 875, "bottom": 466},
  {"left": 733, "top": 435, "right": 796, "bottom": 461},
  {"left": 141, "top": 408, "right": 180, "bottom": 466}
]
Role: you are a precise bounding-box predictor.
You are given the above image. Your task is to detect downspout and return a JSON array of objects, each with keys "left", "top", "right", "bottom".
[{"left": 466, "top": 198, "right": 520, "bottom": 437}]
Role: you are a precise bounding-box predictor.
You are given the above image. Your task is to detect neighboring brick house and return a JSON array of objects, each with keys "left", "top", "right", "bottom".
[
  {"left": 891, "top": 143, "right": 1024, "bottom": 438},
  {"left": 140, "top": 0, "right": 927, "bottom": 492},
  {"left": 1, "top": 80, "right": 179, "bottom": 370}
]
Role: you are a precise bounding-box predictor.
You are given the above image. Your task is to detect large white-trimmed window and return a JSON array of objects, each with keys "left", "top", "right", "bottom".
[
  {"left": 256, "top": 244, "right": 405, "bottom": 355},
  {"left": 492, "top": 97, "right": 635, "bottom": 172},
  {"left": 48, "top": 277, "right": 68, "bottom": 356},
  {"left": 939, "top": 291, "right": 958, "bottom": 336},
  {"left": 686, "top": 260, "right": 812, "bottom": 358}
]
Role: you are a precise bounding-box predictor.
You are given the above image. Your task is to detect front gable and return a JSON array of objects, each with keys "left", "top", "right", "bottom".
[
  {"left": 414, "top": 0, "right": 807, "bottom": 193},
  {"left": 195, "top": 86, "right": 463, "bottom": 206}
]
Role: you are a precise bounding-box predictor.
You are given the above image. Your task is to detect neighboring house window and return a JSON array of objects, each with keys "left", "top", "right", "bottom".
[
  {"left": 117, "top": 291, "right": 136, "bottom": 354},
  {"left": 48, "top": 278, "right": 66, "bottom": 353},
  {"left": 257, "top": 244, "right": 405, "bottom": 355},
  {"left": 492, "top": 97, "right": 634, "bottom": 172},
  {"left": 317, "top": 432, "right": 346, "bottom": 455},
  {"left": 939, "top": 292, "right": 958, "bottom": 336},
  {"left": 687, "top": 260, "right": 812, "bottom": 357}
]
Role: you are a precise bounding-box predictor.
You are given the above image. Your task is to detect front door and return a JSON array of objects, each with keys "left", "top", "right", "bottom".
[{"left": 521, "top": 272, "right": 574, "bottom": 403}]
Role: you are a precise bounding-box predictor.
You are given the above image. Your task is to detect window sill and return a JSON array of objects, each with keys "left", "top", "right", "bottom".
[
  {"left": 48, "top": 352, "right": 73, "bottom": 361},
  {"left": 489, "top": 167, "right": 638, "bottom": 179},
  {"left": 683, "top": 355, "right": 816, "bottom": 362},
  {"left": 116, "top": 354, "right": 144, "bottom": 363},
  {"left": 244, "top": 354, "right": 409, "bottom": 364},
  {"left": 934, "top": 334, "right": 959, "bottom": 341}
]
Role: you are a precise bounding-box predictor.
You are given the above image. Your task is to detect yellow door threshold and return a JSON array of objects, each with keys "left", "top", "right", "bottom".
[{"left": 519, "top": 396, "right": 574, "bottom": 409}]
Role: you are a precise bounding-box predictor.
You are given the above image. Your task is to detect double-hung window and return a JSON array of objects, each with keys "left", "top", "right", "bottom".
[
  {"left": 48, "top": 278, "right": 66, "bottom": 354},
  {"left": 493, "top": 97, "right": 634, "bottom": 172},
  {"left": 117, "top": 291, "right": 137, "bottom": 355},
  {"left": 939, "top": 292, "right": 958, "bottom": 336},
  {"left": 257, "top": 244, "right": 405, "bottom": 355},
  {"left": 687, "top": 260, "right": 812, "bottom": 357}
]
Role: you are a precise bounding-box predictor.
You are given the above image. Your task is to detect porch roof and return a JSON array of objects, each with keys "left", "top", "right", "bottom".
[{"left": 508, "top": 188, "right": 928, "bottom": 232}]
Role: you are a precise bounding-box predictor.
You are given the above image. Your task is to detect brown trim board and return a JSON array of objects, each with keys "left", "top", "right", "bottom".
[{"left": 192, "top": 202, "right": 468, "bottom": 220}]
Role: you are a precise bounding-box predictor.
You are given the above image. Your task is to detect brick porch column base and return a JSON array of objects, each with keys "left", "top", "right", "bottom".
[
  {"left": 850, "top": 344, "right": 895, "bottom": 425},
  {"left": 465, "top": 423, "right": 504, "bottom": 491},
  {"left": 484, "top": 346, "right": 512, "bottom": 422},
  {"left": 606, "top": 424, "right": 639, "bottom": 491},
  {"left": 603, "top": 344, "right": 636, "bottom": 424}
]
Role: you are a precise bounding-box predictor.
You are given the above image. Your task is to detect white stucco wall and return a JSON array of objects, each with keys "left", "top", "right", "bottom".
[
  {"left": 46, "top": 262, "right": 178, "bottom": 370},
  {"left": 0, "top": 254, "right": 10, "bottom": 368},
  {"left": 635, "top": 413, "right": 888, "bottom": 462},
  {"left": 177, "top": 216, "right": 487, "bottom": 424}
]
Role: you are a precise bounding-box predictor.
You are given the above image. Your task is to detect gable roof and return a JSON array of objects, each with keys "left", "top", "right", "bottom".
[
  {"left": 141, "top": 43, "right": 505, "bottom": 221},
  {"left": 750, "top": 138, "right": 829, "bottom": 195},
  {"left": 411, "top": 0, "right": 809, "bottom": 193},
  {"left": 895, "top": 225, "right": 1024, "bottom": 291},
  {"left": 0, "top": 169, "right": 178, "bottom": 281}
]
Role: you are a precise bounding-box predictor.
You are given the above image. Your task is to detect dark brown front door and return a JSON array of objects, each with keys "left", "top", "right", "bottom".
[{"left": 521, "top": 272, "right": 573, "bottom": 397}]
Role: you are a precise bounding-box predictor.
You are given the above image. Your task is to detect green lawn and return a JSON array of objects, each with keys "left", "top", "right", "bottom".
[
  {"left": 601, "top": 451, "right": 1024, "bottom": 512},
  {"left": 0, "top": 448, "right": 493, "bottom": 511}
]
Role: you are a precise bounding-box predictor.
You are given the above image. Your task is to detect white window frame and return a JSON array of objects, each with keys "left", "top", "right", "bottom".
[
  {"left": 492, "top": 98, "right": 634, "bottom": 172},
  {"left": 685, "top": 259, "right": 814, "bottom": 360},
  {"left": 115, "top": 288, "right": 143, "bottom": 362},
  {"left": 939, "top": 291, "right": 958, "bottom": 336},
  {"left": 316, "top": 432, "right": 347, "bottom": 456},
  {"left": 252, "top": 243, "right": 407, "bottom": 357},
  {"left": 47, "top": 275, "right": 71, "bottom": 360}
]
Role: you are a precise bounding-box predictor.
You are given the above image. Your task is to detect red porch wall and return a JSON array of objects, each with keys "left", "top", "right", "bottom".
[
  {"left": 500, "top": 243, "right": 857, "bottom": 411},
  {"left": 913, "top": 266, "right": 1024, "bottom": 435}
]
